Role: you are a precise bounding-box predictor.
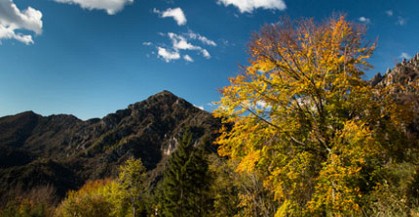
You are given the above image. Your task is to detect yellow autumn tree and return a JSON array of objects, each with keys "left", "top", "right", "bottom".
[
  {"left": 215, "top": 15, "right": 418, "bottom": 216},
  {"left": 55, "top": 159, "right": 148, "bottom": 217},
  {"left": 55, "top": 179, "right": 119, "bottom": 217}
]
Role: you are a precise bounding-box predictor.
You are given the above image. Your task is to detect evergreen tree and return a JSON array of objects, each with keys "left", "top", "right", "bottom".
[{"left": 157, "top": 129, "right": 211, "bottom": 217}]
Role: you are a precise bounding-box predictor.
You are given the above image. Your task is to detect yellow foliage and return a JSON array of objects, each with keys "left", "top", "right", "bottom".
[
  {"left": 55, "top": 179, "right": 114, "bottom": 217},
  {"left": 236, "top": 150, "right": 261, "bottom": 173},
  {"left": 213, "top": 14, "right": 418, "bottom": 216},
  {"left": 55, "top": 179, "right": 130, "bottom": 217}
]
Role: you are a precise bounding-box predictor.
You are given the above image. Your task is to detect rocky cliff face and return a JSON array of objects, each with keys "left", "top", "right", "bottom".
[
  {"left": 371, "top": 53, "right": 419, "bottom": 87},
  {"left": 371, "top": 53, "right": 419, "bottom": 145},
  {"left": 0, "top": 91, "right": 220, "bottom": 202}
]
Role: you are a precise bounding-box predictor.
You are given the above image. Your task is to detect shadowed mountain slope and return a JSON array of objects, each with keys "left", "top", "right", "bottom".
[{"left": 0, "top": 90, "right": 220, "bottom": 202}]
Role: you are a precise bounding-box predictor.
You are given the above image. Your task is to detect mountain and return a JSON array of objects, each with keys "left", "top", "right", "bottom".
[
  {"left": 0, "top": 90, "right": 220, "bottom": 203},
  {"left": 371, "top": 53, "right": 419, "bottom": 141},
  {"left": 371, "top": 53, "right": 419, "bottom": 87}
]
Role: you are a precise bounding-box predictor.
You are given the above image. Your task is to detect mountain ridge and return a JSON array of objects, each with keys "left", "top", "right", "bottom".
[
  {"left": 0, "top": 90, "right": 220, "bottom": 203},
  {"left": 371, "top": 53, "right": 419, "bottom": 87}
]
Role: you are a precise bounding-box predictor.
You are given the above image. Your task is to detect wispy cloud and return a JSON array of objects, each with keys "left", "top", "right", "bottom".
[
  {"left": 154, "top": 8, "right": 187, "bottom": 26},
  {"left": 183, "top": 55, "right": 194, "bottom": 62},
  {"left": 201, "top": 49, "right": 211, "bottom": 59},
  {"left": 54, "top": 0, "right": 133, "bottom": 15},
  {"left": 168, "top": 33, "right": 200, "bottom": 50},
  {"left": 157, "top": 47, "right": 181, "bottom": 62},
  {"left": 400, "top": 52, "right": 411, "bottom": 60},
  {"left": 0, "top": 0, "right": 43, "bottom": 45},
  {"left": 358, "top": 16, "right": 371, "bottom": 24},
  {"left": 168, "top": 32, "right": 212, "bottom": 58},
  {"left": 217, "top": 0, "right": 286, "bottom": 13},
  {"left": 186, "top": 31, "right": 217, "bottom": 46},
  {"left": 142, "top": 42, "right": 152, "bottom": 46},
  {"left": 153, "top": 31, "right": 215, "bottom": 63},
  {"left": 396, "top": 16, "right": 407, "bottom": 26},
  {"left": 385, "top": 10, "right": 393, "bottom": 17}
]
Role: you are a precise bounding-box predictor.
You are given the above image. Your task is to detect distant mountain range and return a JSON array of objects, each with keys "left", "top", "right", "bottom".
[{"left": 0, "top": 90, "right": 220, "bottom": 203}]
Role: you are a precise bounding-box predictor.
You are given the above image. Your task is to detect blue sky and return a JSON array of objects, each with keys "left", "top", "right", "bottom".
[{"left": 1, "top": 0, "right": 418, "bottom": 120}]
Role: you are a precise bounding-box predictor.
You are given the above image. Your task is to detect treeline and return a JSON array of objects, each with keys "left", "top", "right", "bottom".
[{"left": 0, "top": 129, "right": 274, "bottom": 217}]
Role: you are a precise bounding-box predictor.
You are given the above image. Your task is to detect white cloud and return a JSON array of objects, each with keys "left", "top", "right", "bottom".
[
  {"left": 397, "top": 16, "right": 407, "bottom": 26},
  {"left": 154, "top": 7, "right": 187, "bottom": 26},
  {"left": 0, "top": 0, "right": 43, "bottom": 45},
  {"left": 0, "top": 26, "right": 32, "bottom": 44},
  {"left": 167, "top": 32, "right": 212, "bottom": 59},
  {"left": 183, "top": 55, "right": 194, "bottom": 62},
  {"left": 54, "top": 0, "right": 133, "bottom": 15},
  {"left": 386, "top": 10, "right": 393, "bottom": 17},
  {"left": 358, "top": 16, "right": 370, "bottom": 24},
  {"left": 154, "top": 31, "right": 215, "bottom": 63},
  {"left": 217, "top": 0, "right": 286, "bottom": 13},
  {"left": 157, "top": 47, "right": 180, "bottom": 62},
  {"left": 168, "top": 32, "right": 200, "bottom": 50},
  {"left": 142, "top": 41, "right": 152, "bottom": 46},
  {"left": 400, "top": 52, "right": 411, "bottom": 60},
  {"left": 187, "top": 31, "right": 217, "bottom": 46},
  {"left": 201, "top": 49, "right": 211, "bottom": 59}
]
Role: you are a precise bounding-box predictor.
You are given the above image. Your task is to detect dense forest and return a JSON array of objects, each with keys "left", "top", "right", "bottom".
[{"left": 2, "top": 15, "right": 419, "bottom": 216}]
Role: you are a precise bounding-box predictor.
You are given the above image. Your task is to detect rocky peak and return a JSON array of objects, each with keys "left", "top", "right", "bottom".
[
  {"left": 128, "top": 90, "right": 192, "bottom": 112},
  {"left": 405, "top": 53, "right": 419, "bottom": 67},
  {"left": 372, "top": 52, "right": 419, "bottom": 87},
  {"left": 149, "top": 90, "right": 179, "bottom": 101}
]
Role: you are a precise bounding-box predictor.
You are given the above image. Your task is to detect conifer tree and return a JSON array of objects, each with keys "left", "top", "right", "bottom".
[{"left": 157, "top": 129, "right": 211, "bottom": 217}]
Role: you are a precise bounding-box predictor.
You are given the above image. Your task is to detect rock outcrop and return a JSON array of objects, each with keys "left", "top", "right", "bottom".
[{"left": 372, "top": 53, "right": 419, "bottom": 87}]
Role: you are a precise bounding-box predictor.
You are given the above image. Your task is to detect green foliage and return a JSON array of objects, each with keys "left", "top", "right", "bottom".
[
  {"left": 208, "top": 155, "right": 240, "bottom": 217},
  {"left": 118, "top": 158, "right": 148, "bottom": 217},
  {"left": 1, "top": 200, "right": 50, "bottom": 217},
  {"left": 155, "top": 129, "right": 212, "bottom": 217},
  {"left": 0, "top": 185, "right": 56, "bottom": 217},
  {"left": 208, "top": 155, "right": 276, "bottom": 217}
]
